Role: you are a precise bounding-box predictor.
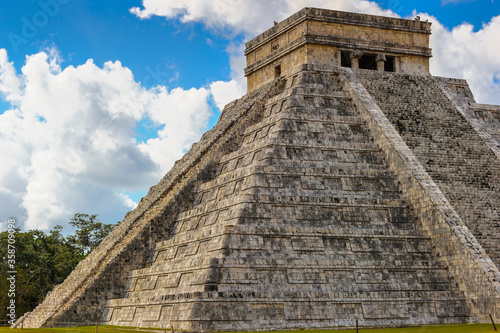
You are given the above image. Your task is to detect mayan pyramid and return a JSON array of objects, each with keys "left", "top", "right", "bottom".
[{"left": 15, "top": 8, "right": 500, "bottom": 330}]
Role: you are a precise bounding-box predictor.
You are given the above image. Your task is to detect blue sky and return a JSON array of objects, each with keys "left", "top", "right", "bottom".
[
  {"left": 0, "top": 1, "right": 231, "bottom": 89},
  {"left": 0, "top": 0, "right": 499, "bottom": 233}
]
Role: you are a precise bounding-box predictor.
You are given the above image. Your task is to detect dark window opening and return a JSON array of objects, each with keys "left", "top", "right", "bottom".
[
  {"left": 385, "top": 56, "right": 395, "bottom": 72},
  {"left": 274, "top": 65, "right": 281, "bottom": 78},
  {"left": 341, "top": 51, "right": 351, "bottom": 67},
  {"left": 359, "top": 55, "right": 377, "bottom": 70}
]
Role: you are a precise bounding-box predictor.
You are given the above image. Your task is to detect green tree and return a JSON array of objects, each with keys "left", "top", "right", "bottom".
[
  {"left": 67, "top": 213, "right": 115, "bottom": 256},
  {"left": 0, "top": 214, "right": 115, "bottom": 321},
  {"left": 0, "top": 226, "right": 83, "bottom": 320}
]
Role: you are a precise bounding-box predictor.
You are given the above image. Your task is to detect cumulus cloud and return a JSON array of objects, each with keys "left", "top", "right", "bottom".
[
  {"left": 139, "top": 86, "right": 211, "bottom": 171},
  {"left": 0, "top": 49, "right": 212, "bottom": 231},
  {"left": 0, "top": 49, "right": 23, "bottom": 103},
  {"left": 210, "top": 41, "right": 247, "bottom": 110},
  {"left": 210, "top": 80, "right": 245, "bottom": 111},
  {"left": 132, "top": 0, "right": 500, "bottom": 105},
  {"left": 441, "top": 0, "right": 477, "bottom": 5},
  {"left": 130, "top": 0, "right": 395, "bottom": 36},
  {"left": 420, "top": 13, "right": 500, "bottom": 104}
]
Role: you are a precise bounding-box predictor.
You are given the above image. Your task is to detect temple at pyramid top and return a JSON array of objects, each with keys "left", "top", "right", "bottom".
[{"left": 245, "top": 8, "right": 432, "bottom": 91}]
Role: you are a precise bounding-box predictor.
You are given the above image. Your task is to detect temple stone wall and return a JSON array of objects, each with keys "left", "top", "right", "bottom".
[
  {"left": 245, "top": 8, "right": 431, "bottom": 92},
  {"left": 468, "top": 103, "right": 500, "bottom": 146},
  {"left": 433, "top": 77, "right": 500, "bottom": 159},
  {"left": 246, "top": 46, "right": 307, "bottom": 94}
]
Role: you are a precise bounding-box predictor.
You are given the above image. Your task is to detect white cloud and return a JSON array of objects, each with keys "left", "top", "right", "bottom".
[
  {"left": 132, "top": 1, "right": 500, "bottom": 106},
  {"left": 0, "top": 49, "right": 212, "bottom": 231},
  {"left": 139, "top": 86, "right": 212, "bottom": 171},
  {"left": 130, "top": 0, "right": 395, "bottom": 36},
  {"left": 210, "top": 80, "right": 245, "bottom": 111},
  {"left": 0, "top": 49, "right": 23, "bottom": 104},
  {"left": 441, "top": 0, "right": 477, "bottom": 5},
  {"left": 420, "top": 13, "right": 500, "bottom": 104},
  {"left": 130, "top": 1, "right": 397, "bottom": 107},
  {"left": 210, "top": 41, "right": 247, "bottom": 110}
]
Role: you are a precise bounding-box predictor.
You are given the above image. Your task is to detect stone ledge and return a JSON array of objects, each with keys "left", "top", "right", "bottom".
[
  {"left": 470, "top": 103, "right": 500, "bottom": 113},
  {"left": 244, "top": 34, "right": 431, "bottom": 77},
  {"left": 245, "top": 8, "right": 431, "bottom": 53}
]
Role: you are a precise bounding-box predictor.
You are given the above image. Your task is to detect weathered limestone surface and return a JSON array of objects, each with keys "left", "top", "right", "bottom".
[
  {"left": 101, "top": 66, "right": 472, "bottom": 330},
  {"left": 342, "top": 67, "right": 500, "bottom": 321},
  {"left": 467, "top": 103, "right": 500, "bottom": 148},
  {"left": 432, "top": 77, "right": 500, "bottom": 159},
  {"left": 15, "top": 7, "right": 500, "bottom": 330},
  {"left": 355, "top": 70, "right": 500, "bottom": 268}
]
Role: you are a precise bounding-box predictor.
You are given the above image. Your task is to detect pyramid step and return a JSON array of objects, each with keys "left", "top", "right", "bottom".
[
  {"left": 153, "top": 225, "right": 432, "bottom": 252},
  {"left": 125, "top": 254, "right": 450, "bottom": 284},
  {"left": 219, "top": 141, "right": 381, "bottom": 166},
  {"left": 178, "top": 194, "right": 409, "bottom": 223},
  {"left": 117, "top": 286, "right": 466, "bottom": 303},
  {"left": 261, "top": 160, "right": 389, "bottom": 171},
  {"left": 197, "top": 165, "right": 397, "bottom": 194},
  {"left": 292, "top": 90, "right": 350, "bottom": 99}
]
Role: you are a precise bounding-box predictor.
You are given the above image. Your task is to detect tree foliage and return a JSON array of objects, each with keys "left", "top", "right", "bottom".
[
  {"left": 67, "top": 213, "right": 115, "bottom": 255},
  {"left": 0, "top": 214, "right": 115, "bottom": 322}
]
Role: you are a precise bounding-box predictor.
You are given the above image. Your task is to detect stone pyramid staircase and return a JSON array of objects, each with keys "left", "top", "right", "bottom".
[
  {"left": 101, "top": 66, "right": 471, "bottom": 330},
  {"left": 16, "top": 64, "right": 500, "bottom": 330},
  {"left": 13, "top": 77, "right": 287, "bottom": 329},
  {"left": 355, "top": 70, "right": 500, "bottom": 267}
]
